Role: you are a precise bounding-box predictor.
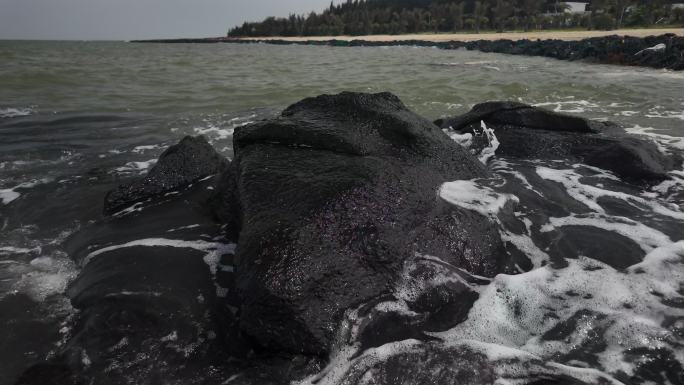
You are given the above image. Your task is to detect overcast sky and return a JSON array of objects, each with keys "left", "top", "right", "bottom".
[{"left": 0, "top": 0, "right": 339, "bottom": 40}]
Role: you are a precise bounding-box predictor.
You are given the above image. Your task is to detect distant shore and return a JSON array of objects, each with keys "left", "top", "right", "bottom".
[
  {"left": 133, "top": 28, "right": 684, "bottom": 71},
  {"left": 236, "top": 28, "right": 684, "bottom": 43}
]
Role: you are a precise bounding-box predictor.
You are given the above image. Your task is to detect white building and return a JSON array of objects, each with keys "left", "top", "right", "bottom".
[{"left": 564, "top": 2, "right": 589, "bottom": 14}]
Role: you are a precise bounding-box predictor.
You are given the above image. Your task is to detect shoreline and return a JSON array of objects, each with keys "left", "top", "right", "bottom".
[
  {"left": 236, "top": 28, "right": 684, "bottom": 43},
  {"left": 133, "top": 29, "right": 684, "bottom": 71}
]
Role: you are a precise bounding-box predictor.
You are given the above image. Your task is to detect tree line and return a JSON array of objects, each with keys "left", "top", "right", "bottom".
[{"left": 227, "top": 0, "right": 684, "bottom": 37}]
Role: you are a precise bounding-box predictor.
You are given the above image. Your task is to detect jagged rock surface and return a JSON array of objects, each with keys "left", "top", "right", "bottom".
[
  {"left": 212, "top": 91, "right": 519, "bottom": 355},
  {"left": 103, "top": 135, "right": 228, "bottom": 214},
  {"left": 437, "top": 101, "right": 678, "bottom": 185}
]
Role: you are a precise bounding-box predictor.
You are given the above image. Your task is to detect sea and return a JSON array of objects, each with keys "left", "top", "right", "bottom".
[{"left": 0, "top": 40, "right": 683, "bottom": 384}]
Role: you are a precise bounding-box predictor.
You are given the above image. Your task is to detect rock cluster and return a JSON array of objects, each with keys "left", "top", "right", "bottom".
[
  {"left": 135, "top": 34, "right": 684, "bottom": 70},
  {"left": 19, "top": 92, "right": 680, "bottom": 385},
  {"left": 436, "top": 101, "right": 678, "bottom": 185}
]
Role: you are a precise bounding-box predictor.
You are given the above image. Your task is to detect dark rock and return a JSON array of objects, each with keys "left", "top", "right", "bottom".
[
  {"left": 334, "top": 343, "right": 590, "bottom": 385},
  {"left": 31, "top": 174, "right": 245, "bottom": 385},
  {"left": 544, "top": 226, "right": 644, "bottom": 269},
  {"left": 62, "top": 246, "right": 242, "bottom": 384},
  {"left": 14, "top": 363, "right": 82, "bottom": 385},
  {"left": 103, "top": 135, "right": 229, "bottom": 214},
  {"left": 0, "top": 294, "right": 64, "bottom": 385},
  {"left": 213, "top": 92, "right": 517, "bottom": 355},
  {"left": 162, "top": 34, "right": 684, "bottom": 71},
  {"left": 437, "top": 101, "right": 678, "bottom": 185},
  {"left": 438, "top": 101, "right": 611, "bottom": 134}
]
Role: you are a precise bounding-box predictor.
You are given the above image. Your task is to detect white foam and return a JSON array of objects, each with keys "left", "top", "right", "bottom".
[
  {"left": 616, "top": 110, "right": 639, "bottom": 117},
  {"left": 625, "top": 125, "right": 684, "bottom": 153},
  {"left": 499, "top": 229, "right": 550, "bottom": 270},
  {"left": 647, "top": 170, "right": 684, "bottom": 202},
  {"left": 424, "top": 101, "right": 462, "bottom": 110},
  {"left": 0, "top": 178, "right": 52, "bottom": 205},
  {"left": 166, "top": 224, "right": 201, "bottom": 232},
  {"left": 82, "top": 238, "right": 236, "bottom": 298},
  {"left": 111, "top": 200, "right": 148, "bottom": 217},
  {"left": 441, "top": 128, "right": 473, "bottom": 148},
  {"left": 533, "top": 100, "right": 599, "bottom": 114},
  {"left": 293, "top": 235, "right": 684, "bottom": 384},
  {"left": 114, "top": 159, "right": 157, "bottom": 174},
  {"left": 0, "top": 189, "right": 21, "bottom": 204},
  {"left": 132, "top": 144, "right": 163, "bottom": 153},
  {"left": 478, "top": 120, "right": 499, "bottom": 164},
  {"left": 439, "top": 179, "right": 518, "bottom": 218},
  {"left": 645, "top": 110, "right": 684, "bottom": 121},
  {"left": 464, "top": 60, "right": 499, "bottom": 66},
  {"left": 542, "top": 213, "right": 672, "bottom": 253},
  {"left": 396, "top": 254, "right": 473, "bottom": 304},
  {"left": 6, "top": 253, "right": 78, "bottom": 302},
  {"left": 194, "top": 124, "right": 237, "bottom": 140},
  {"left": 82, "top": 238, "right": 236, "bottom": 266},
  {"left": 439, "top": 177, "right": 548, "bottom": 268},
  {"left": 537, "top": 165, "right": 684, "bottom": 221},
  {"left": 161, "top": 331, "right": 178, "bottom": 342},
  {"left": 0, "top": 107, "right": 33, "bottom": 118},
  {"left": 492, "top": 160, "right": 544, "bottom": 197},
  {"left": 81, "top": 350, "right": 91, "bottom": 367},
  {"left": 430, "top": 245, "right": 684, "bottom": 381}
]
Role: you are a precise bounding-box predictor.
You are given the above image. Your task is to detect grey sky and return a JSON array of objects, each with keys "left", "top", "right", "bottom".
[{"left": 0, "top": 0, "right": 338, "bottom": 40}]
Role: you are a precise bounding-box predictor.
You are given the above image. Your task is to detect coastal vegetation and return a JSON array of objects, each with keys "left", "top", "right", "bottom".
[{"left": 227, "top": 0, "right": 684, "bottom": 37}]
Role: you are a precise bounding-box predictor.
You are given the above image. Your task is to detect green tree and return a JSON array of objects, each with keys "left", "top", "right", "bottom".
[
  {"left": 493, "top": 0, "right": 514, "bottom": 32},
  {"left": 473, "top": 1, "right": 487, "bottom": 33}
]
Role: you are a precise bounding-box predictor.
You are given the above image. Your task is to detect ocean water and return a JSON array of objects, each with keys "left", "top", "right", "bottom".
[{"left": 0, "top": 41, "right": 683, "bottom": 384}]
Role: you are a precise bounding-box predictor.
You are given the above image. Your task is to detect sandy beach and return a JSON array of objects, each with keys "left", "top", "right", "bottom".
[{"left": 239, "top": 28, "right": 684, "bottom": 42}]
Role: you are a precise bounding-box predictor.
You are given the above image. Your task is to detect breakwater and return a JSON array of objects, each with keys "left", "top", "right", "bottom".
[{"left": 134, "top": 33, "right": 684, "bottom": 70}]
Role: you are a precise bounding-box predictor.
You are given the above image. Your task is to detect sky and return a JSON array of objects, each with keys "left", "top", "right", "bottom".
[{"left": 0, "top": 0, "right": 339, "bottom": 40}]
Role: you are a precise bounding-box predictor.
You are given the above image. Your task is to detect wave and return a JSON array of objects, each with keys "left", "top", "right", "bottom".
[{"left": 0, "top": 107, "right": 34, "bottom": 118}]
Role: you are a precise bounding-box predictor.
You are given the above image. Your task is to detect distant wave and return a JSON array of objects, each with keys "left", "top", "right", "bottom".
[{"left": 0, "top": 107, "right": 34, "bottom": 118}]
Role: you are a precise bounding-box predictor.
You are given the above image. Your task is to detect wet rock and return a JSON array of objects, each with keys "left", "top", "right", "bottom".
[
  {"left": 437, "top": 102, "right": 678, "bottom": 185},
  {"left": 437, "top": 101, "right": 609, "bottom": 134},
  {"left": 25, "top": 175, "right": 245, "bottom": 385},
  {"left": 62, "top": 247, "right": 241, "bottom": 384},
  {"left": 103, "top": 135, "right": 229, "bottom": 214},
  {"left": 14, "top": 363, "right": 82, "bottom": 385},
  {"left": 210, "top": 34, "right": 684, "bottom": 70},
  {"left": 213, "top": 91, "right": 516, "bottom": 355},
  {"left": 334, "top": 342, "right": 590, "bottom": 385}
]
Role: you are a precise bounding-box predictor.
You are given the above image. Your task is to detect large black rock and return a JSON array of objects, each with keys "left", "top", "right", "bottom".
[
  {"left": 55, "top": 173, "right": 243, "bottom": 385},
  {"left": 212, "top": 92, "right": 518, "bottom": 356},
  {"left": 437, "top": 101, "right": 678, "bottom": 185},
  {"left": 103, "top": 135, "right": 229, "bottom": 214}
]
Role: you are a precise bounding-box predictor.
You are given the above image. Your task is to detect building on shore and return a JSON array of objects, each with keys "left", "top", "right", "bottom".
[
  {"left": 564, "top": 2, "right": 590, "bottom": 14},
  {"left": 544, "top": 2, "right": 589, "bottom": 17}
]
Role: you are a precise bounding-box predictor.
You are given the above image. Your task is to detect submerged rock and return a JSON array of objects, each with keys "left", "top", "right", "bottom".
[
  {"left": 437, "top": 102, "right": 678, "bottom": 185},
  {"left": 212, "top": 91, "right": 518, "bottom": 355},
  {"left": 103, "top": 135, "right": 228, "bottom": 214}
]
